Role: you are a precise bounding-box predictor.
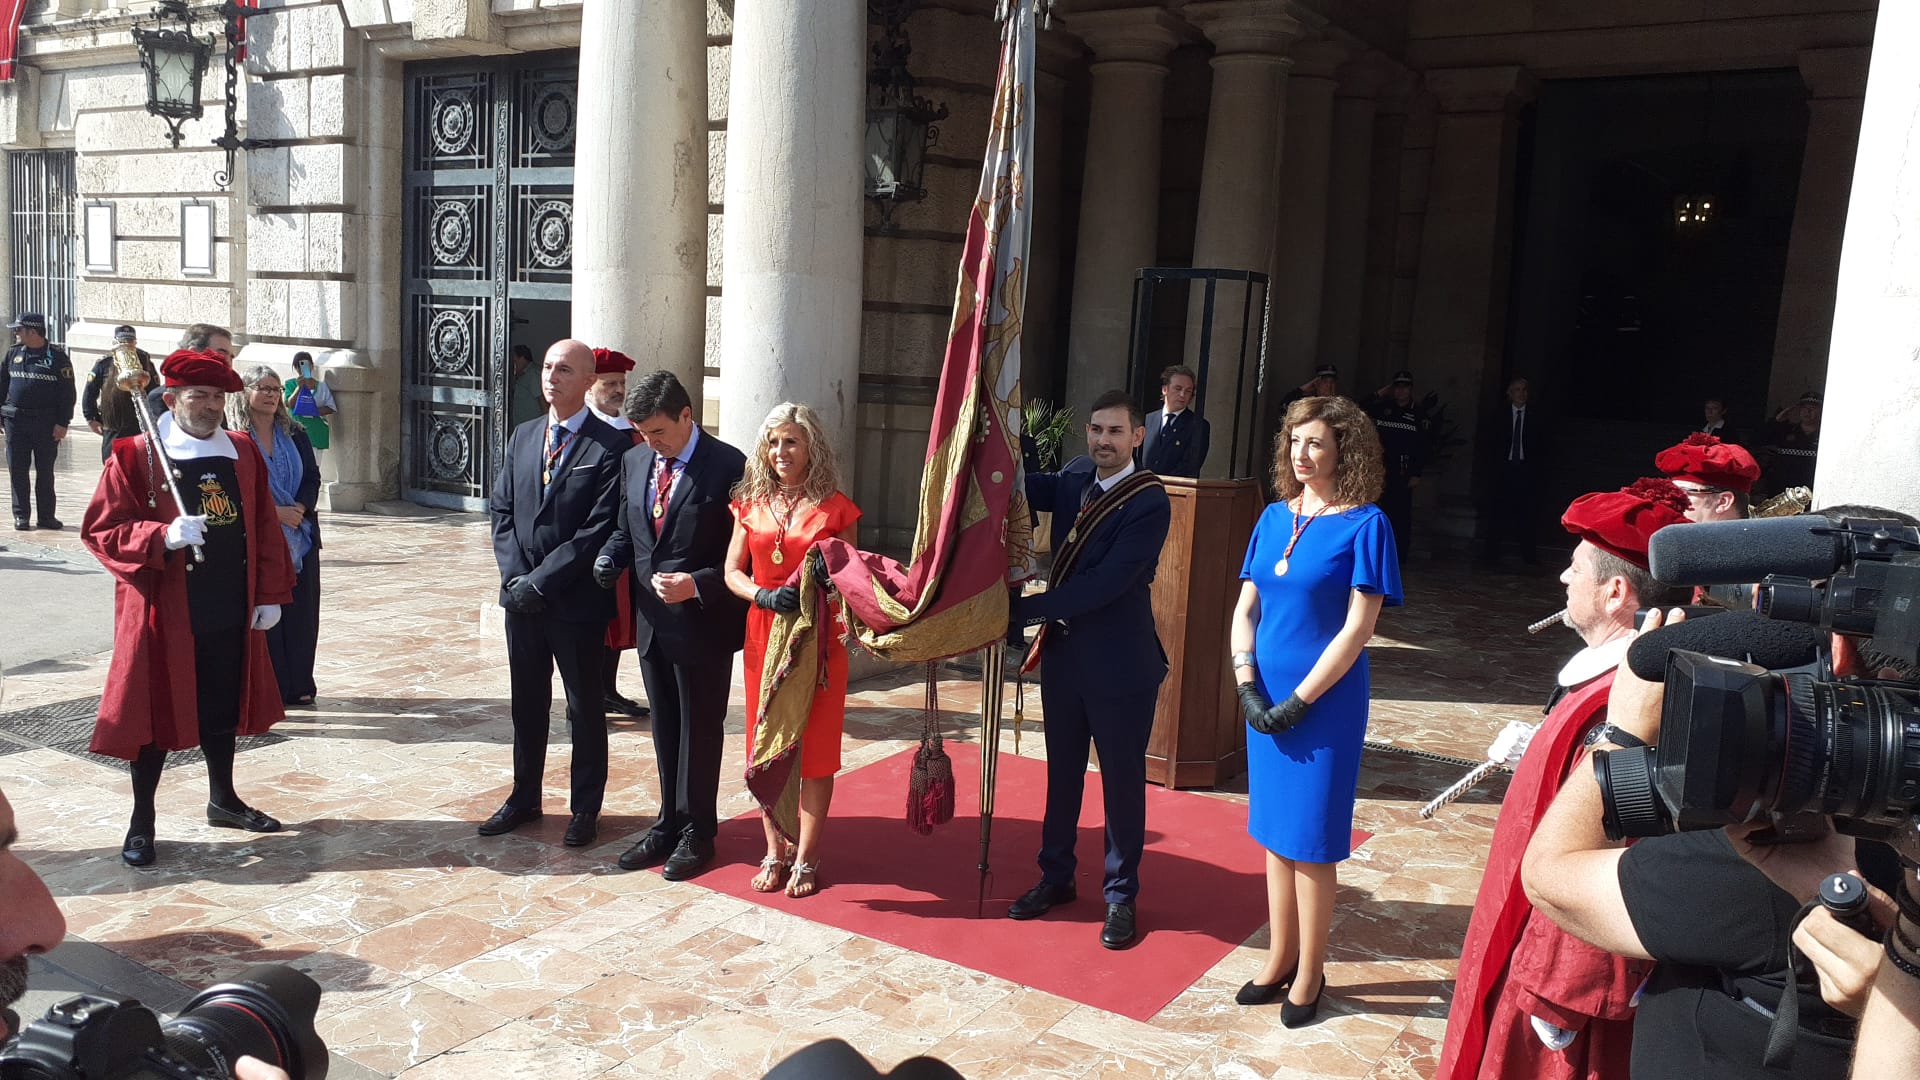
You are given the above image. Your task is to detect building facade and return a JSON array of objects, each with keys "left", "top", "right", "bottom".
[{"left": 0, "top": 0, "right": 1879, "bottom": 548}]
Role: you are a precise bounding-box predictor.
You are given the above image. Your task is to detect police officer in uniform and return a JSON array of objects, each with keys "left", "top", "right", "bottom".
[
  {"left": 1368, "top": 369, "right": 1425, "bottom": 556},
  {"left": 1, "top": 312, "right": 76, "bottom": 530},
  {"left": 1759, "top": 391, "right": 1821, "bottom": 494},
  {"left": 82, "top": 326, "right": 158, "bottom": 462}
]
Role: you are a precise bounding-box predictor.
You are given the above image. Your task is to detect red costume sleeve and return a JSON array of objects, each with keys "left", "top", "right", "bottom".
[{"left": 81, "top": 447, "right": 171, "bottom": 578}]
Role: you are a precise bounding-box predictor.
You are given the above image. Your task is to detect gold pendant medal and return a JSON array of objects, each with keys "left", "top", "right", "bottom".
[
  {"left": 771, "top": 548, "right": 785, "bottom": 566},
  {"left": 1275, "top": 558, "right": 1289, "bottom": 577},
  {"left": 1066, "top": 528, "right": 1077, "bottom": 544},
  {"left": 652, "top": 503, "right": 664, "bottom": 518}
]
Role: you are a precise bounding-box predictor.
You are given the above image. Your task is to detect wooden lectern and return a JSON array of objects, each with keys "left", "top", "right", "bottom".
[{"left": 1147, "top": 476, "right": 1263, "bottom": 788}]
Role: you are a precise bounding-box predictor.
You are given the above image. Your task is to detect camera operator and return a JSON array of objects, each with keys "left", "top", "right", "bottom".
[
  {"left": 1847, "top": 865, "right": 1920, "bottom": 1079},
  {"left": 1521, "top": 598, "right": 1906, "bottom": 1078},
  {"left": 0, "top": 785, "right": 291, "bottom": 1080}
]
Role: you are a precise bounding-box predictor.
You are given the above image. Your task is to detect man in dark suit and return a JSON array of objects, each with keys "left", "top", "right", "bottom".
[
  {"left": 1484, "top": 375, "right": 1544, "bottom": 565},
  {"left": 1139, "top": 364, "right": 1209, "bottom": 478},
  {"left": 1007, "top": 389, "right": 1172, "bottom": 949},
  {"left": 481, "top": 338, "right": 629, "bottom": 848},
  {"left": 594, "top": 370, "right": 748, "bottom": 880}
]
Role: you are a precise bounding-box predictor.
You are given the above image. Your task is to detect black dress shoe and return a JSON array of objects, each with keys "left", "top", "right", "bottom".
[
  {"left": 121, "top": 833, "right": 156, "bottom": 868},
  {"left": 1280, "top": 974, "right": 1326, "bottom": 1028},
  {"left": 563, "top": 812, "right": 598, "bottom": 847},
  {"left": 11, "top": 517, "right": 29, "bottom": 531},
  {"left": 603, "top": 692, "right": 648, "bottom": 718},
  {"left": 1100, "top": 902, "right": 1137, "bottom": 949},
  {"left": 477, "top": 803, "right": 542, "bottom": 836},
  {"left": 206, "top": 802, "right": 281, "bottom": 833},
  {"left": 1007, "top": 880, "right": 1076, "bottom": 920},
  {"left": 661, "top": 833, "right": 716, "bottom": 881},
  {"left": 618, "top": 830, "right": 676, "bottom": 871},
  {"left": 1235, "top": 962, "right": 1297, "bottom": 1005},
  {"left": 38, "top": 518, "right": 62, "bottom": 531}
]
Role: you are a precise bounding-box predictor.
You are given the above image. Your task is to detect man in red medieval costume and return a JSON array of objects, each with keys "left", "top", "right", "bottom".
[
  {"left": 586, "top": 346, "right": 648, "bottom": 720},
  {"left": 81, "top": 350, "right": 295, "bottom": 868},
  {"left": 1437, "top": 477, "right": 1690, "bottom": 1080}
]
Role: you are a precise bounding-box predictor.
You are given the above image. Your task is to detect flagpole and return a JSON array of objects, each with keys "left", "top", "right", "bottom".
[{"left": 976, "top": 640, "right": 1006, "bottom": 917}]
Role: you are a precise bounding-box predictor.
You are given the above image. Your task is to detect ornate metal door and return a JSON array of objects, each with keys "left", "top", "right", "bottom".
[
  {"left": 7, "top": 150, "right": 78, "bottom": 349},
  {"left": 402, "top": 55, "right": 577, "bottom": 510}
]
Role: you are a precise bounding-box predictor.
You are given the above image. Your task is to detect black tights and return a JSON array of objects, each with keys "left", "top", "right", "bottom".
[{"left": 128, "top": 734, "right": 241, "bottom": 835}]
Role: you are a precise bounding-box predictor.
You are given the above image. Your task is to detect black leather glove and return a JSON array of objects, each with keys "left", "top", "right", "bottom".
[
  {"left": 592, "top": 556, "right": 621, "bottom": 590},
  {"left": 1257, "top": 693, "right": 1310, "bottom": 735},
  {"left": 810, "top": 551, "right": 833, "bottom": 591},
  {"left": 754, "top": 585, "right": 800, "bottom": 613},
  {"left": 504, "top": 575, "right": 546, "bottom": 614},
  {"left": 1236, "top": 683, "right": 1273, "bottom": 729}
]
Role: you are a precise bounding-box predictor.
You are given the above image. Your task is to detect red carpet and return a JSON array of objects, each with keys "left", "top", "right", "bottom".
[{"left": 689, "top": 743, "right": 1371, "bottom": 1021}]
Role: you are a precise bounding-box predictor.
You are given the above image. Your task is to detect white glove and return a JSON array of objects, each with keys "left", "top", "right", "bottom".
[
  {"left": 250, "top": 604, "right": 282, "bottom": 631},
  {"left": 1487, "top": 720, "right": 1539, "bottom": 768},
  {"left": 164, "top": 514, "right": 207, "bottom": 550}
]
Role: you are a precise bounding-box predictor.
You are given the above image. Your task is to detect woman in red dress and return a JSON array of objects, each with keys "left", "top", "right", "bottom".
[{"left": 724, "top": 402, "right": 861, "bottom": 898}]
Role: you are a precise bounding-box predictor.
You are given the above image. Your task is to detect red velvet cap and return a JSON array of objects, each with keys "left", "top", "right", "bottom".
[
  {"left": 1655, "top": 433, "right": 1761, "bottom": 494},
  {"left": 592, "top": 347, "right": 635, "bottom": 375},
  {"left": 161, "top": 349, "right": 241, "bottom": 392},
  {"left": 1561, "top": 477, "right": 1691, "bottom": 569}
]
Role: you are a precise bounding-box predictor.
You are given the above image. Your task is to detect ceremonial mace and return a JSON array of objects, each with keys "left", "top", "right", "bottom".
[
  {"left": 1420, "top": 607, "right": 1566, "bottom": 819},
  {"left": 112, "top": 343, "right": 203, "bottom": 564}
]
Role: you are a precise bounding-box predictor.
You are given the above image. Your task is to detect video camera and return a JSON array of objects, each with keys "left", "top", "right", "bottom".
[
  {"left": 0, "top": 965, "right": 325, "bottom": 1080},
  {"left": 1592, "top": 514, "right": 1920, "bottom": 864}
]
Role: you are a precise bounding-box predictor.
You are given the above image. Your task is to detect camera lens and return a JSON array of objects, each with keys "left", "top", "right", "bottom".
[{"left": 159, "top": 965, "right": 328, "bottom": 1080}]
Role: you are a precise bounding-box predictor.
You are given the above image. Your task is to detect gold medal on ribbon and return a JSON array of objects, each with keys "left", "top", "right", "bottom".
[
  {"left": 1066, "top": 528, "right": 1077, "bottom": 544},
  {"left": 652, "top": 503, "right": 664, "bottom": 518},
  {"left": 771, "top": 548, "right": 785, "bottom": 565}
]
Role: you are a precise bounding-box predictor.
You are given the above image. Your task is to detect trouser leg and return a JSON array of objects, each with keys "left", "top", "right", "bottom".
[
  {"left": 1088, "top": 689, "right": 1155, "bottom": 905},
  {"left": 637, "top": 643, "right": 684, "bottom": 837},
  {"left": 195, "top": 625, "right": 245, "bottom": 808},
  {"left": 504, "top": 610, "right": 555, "bottom": 810},
  {"left": 1037, "top": 673, "right": 1090, "bottom": 887},
  {"left": 549, "top": 620, "right": 608, "bottom": 815}
]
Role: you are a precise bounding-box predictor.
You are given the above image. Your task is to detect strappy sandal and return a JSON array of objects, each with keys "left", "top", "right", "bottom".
[
  {"left": 751, "top": 853, "right": 791, "bottom": 893},
  {"left": 786, "top": 860, "right": 820, "bottom": 898}
]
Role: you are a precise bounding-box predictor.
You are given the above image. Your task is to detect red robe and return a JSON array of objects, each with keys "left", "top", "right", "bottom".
[
  {"left": 1438, "top": 667, "right": 1652, "bottom": 1080},
  {"left": 81, "top": 431, "right": 294, "bottom": 759},
  {"left": 605, "top": 427, "right": 646, "bottom": 651}
]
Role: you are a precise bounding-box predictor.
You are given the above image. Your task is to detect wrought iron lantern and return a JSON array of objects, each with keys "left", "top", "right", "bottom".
[
  {"left": 133, "top": 1, "right": 290, "bottom": 190},
  {"left": 865, "top": 0, "right": 948, "bottom": 230},
  {"left": 132, "top": 1, "right": 214, "bottom": 149}
]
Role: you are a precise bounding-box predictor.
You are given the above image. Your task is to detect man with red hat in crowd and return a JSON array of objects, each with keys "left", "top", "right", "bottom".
[
  {"left": 1656, "top": 432, "right": 1762, "bottom": 609},
  {"left": 81, "top": 349, "right": 295, "bottom": 868},
  {"left": 1438, "top": 478, "right": 1690, "bottom": 1080},
  {"left": 588, "top": 346, "right": 649, "bottom": 720}
]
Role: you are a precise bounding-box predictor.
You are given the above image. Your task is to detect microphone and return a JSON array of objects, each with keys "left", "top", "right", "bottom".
[
  {"left": 1625, "top": 610, "right": 1826, "bottom": 682},
  {"left": 1647, "top": 517, "right": 1841, "bottom": 585}
]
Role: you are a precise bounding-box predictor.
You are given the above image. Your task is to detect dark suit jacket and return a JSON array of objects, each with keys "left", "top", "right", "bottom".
[
  {"left": 489, "top": 411, "right": 627, "bottom": 625},
  {"left": 1012, "top": 455, "right": 1171, "bottom": 696},
  {"left": 1489, "top": 402, "right": 1546, "bottom": 468},
  {"left": 599, "top": 430, "right": 749, "bottom": 663},
  {"left": 1140, "top": 409, "right": 1209, "bottom": 478}
]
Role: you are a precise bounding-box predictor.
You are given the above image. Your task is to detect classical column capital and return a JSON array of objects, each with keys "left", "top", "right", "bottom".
[
  {"left": 1069, "top": 7, "right": 1194, "bottom": 68},
  {"left": 1287, "top": 38, "right": 1348, "bottom": 81},
  {"left": 1336, "top": 50, "right": 1402, "bottom": 101},
  {"left": 1038, "top": 25, "right": 1088, "bottom": 76},
  {"left": 1186, "top": 0, "right": 1318, "bottom": 58},
  {"left": 1797, "top": 47, "right": 1871, "bottom": 100},
  {"left": 1425, "top": 65, "right": 1538, "bottom": 114}
]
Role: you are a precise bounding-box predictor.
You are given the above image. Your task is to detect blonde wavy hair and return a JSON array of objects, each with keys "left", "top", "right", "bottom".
[
  {"left": 1269, "top": 395, "right": 1385, "bottom": 507},
  {"left": 733, "top": 402, "right": 844, "bottom": 506}
]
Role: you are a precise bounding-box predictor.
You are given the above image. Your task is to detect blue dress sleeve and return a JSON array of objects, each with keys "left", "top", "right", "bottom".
[{"left": 1352, "top": 506, "right": 1404, "bottom": 607}]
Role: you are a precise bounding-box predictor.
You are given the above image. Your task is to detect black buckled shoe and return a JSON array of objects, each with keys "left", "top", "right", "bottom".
[
  {"left": 603, "top": 692, "right": 648, "bottom": 718},
  {"left": 38, "top": 518, "right": 62, "bottom": 531},
  {"left": 206, "top": 802, "right": 281, "bottom": 833},
  {"left": 121, "top": 832, "right": 156, "bottom": 868},
  {"left": 476, "top": 802, "right": 542, "bottom": 836},
  {"left": 12, "top": 517, "right": 29, "bottom": 531},
  {"left": 661, "top": 833, "right": 716, "bottom": 881},
  {"left": 1007, "top": 880, "right": 1076, "bottom": 920},
  {"left": 617, "top": 830, "right": 676, "bottom": 871},
  {"left": 563, "top": 812, "right": 598, "bottom": 848},
  {"left": 1100, "top": 903, "right": 1137, "bottom": 950}
]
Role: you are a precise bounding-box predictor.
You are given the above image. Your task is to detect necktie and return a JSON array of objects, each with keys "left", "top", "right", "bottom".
[
  {"left": 1510, "top": 409, "right": 1524, "bottom": 462},
  {"left": 652, "top": 457, "right": 677, "bottom": 534},
  {"left": 542, "top": 423, "right": 568, "bottom": 486}
]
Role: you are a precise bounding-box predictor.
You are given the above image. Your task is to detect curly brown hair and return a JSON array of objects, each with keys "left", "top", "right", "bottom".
[{"left": 1269, "top": 395, "right": 1385, "bottom": 506}]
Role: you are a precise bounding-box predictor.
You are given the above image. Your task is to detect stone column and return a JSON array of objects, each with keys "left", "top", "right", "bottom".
[
  {"left": 1406, "top": 66, "right": 1535, "bottom": 521},
  {"left": 1385, "top": 90, "right": 1435, "bottom": 375},
  {"left": 718, "top": 0, "right": 865, "bottom": 473},
  {"left": 1264, "top": 39, "right": 1343, "bottom": 397},
  {"left": 1356, "top": 77, "right": 1414, "bottom": 387},
  {"left": 1316, "top": 53, "right": 1391, "bottom": 380},
  {"left": 1766, "top": 47, "right": 1870, "bottom": 414},
  {"left": 1061, "top": 7, "right": 1186, "bottom": 420},
  {"left": 1184, "top": 0, "right": 1307, "bottom": 478},
  {"left": 1023, "top": 27, "right": 1085, "bottom": 406},
  {"left": 1815, "top": 8, "right": 1920, "bottom": 517},
  {"left": 573, "top": 0, "right": 709, "bottom": 407}
]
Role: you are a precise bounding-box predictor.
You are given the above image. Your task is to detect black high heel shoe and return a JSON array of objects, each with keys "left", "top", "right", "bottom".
[
  {"left": 1235, "top": 962, "right": 1297, "bottom": 1006},
  {"left": 1280, "top": 974, "right": 1326, "bottom": 1028}
]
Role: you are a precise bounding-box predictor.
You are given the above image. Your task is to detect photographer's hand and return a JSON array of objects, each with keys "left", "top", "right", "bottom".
[
  {"left": 235, "top": 1057, "right": 292, "bottom": 1080},
  {"left": 1605, "top": 605, "right": 1686, "bottom": 745},
  {"left": 1724, "top": 819, "right": 1861, "bottom": 904},
  {"left": 1794, "top": 879, "right": 1897, "bottom": 1019}
]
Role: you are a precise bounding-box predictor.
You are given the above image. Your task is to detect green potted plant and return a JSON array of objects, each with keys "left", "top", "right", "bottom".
[{"left": 1023, "top": 399, "right": 1074, "bottom": 553}]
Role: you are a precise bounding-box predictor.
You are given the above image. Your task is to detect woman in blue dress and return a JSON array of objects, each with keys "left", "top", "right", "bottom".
[{"left": 1229, "top": 394, "right": 1402, "bottom": 1026}]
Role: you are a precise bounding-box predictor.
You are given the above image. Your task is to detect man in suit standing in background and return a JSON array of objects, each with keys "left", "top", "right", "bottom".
[
  {"left": 481, "top": 338, "right": 628, "bottom": 848},
  {"left": 1140, "top": 364, "right": 1209, "bottom": 478},
  {"left": 1007, "top": 389, "right": 1172, "bottom": 950},
  {"left": 594, "top": 370, "right": 748, "bottom": 881},
  {"left": 1484, "top": 376, "right": 1544, "bottom": 566}
]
